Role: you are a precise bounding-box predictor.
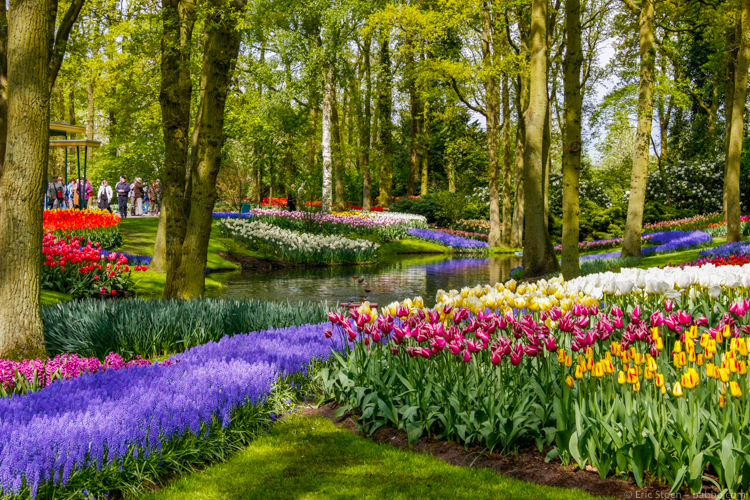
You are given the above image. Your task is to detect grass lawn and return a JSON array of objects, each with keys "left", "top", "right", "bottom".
[
  {"left": 378, "top": 238, "right": 451, "bottom": 255},
  {"left": 143, "top": 414, "right": 608, "bottom": 500},
  {"left": 118, "top": 217, "right": 240, "bottom": 271},
  {"left": 40, "top": 290, "right": 72, "bottom": 305}
]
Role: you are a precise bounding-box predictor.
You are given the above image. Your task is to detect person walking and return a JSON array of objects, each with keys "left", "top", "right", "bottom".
[
  {"left": 142, "top": 181, "right": 150, "bottom": 214},
  {"left": 133, "top": 177, "right": 144, "bottom": 216},
  {"left": 47, "top": 176, "right": 66, "bottom": 209},
  {"left": 83, "top": 179, "right": 93, "bottom": 209},
  {"left": 116, "top": 176, "right": 130, "bottom": 218},
  {"left": 98, "top": 180, "right": 114, "bottom": 213},
  {"left": 149, "top": 180, "right": 160, "bottom": 215},
  {"left": 67, "top": 178, "right": 76, "bottom": 208}
]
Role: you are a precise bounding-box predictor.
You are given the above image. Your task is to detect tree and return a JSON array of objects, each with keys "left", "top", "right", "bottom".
[
  {"left": 561, "top": 0, "right": 583, "bottom": 279},
  {"left": 0, "top": 0, "right": 84, "bottom": 359},
  {"left": 620, "top": 0, "right": 655, "bottom": 258},
  {"left": 726, "top": 0, "right": 750, "bottom": 242},
  {"left": 523, "top": 0, "right": 559, "bottom": 277}
]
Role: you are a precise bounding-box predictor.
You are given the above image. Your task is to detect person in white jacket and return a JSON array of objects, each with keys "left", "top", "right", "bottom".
[{"left": 97, "top": 180, "right": 114, "bottom": 213}]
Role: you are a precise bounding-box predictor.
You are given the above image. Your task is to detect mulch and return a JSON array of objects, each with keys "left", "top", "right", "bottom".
[{"left": 299, "top": 402, "right": 720, "bottom": 500}]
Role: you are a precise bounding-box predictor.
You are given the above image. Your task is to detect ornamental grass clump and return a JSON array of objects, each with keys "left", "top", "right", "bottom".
[
  {"left": 321, "top": 283, "right": 750, "bottom": 495},
  {"left": 218, "top": 219, "right": 379, "bottom": 264},
  {"left": 0, "top": 322, "right": 343, "bottom": 499},
  {"left": 42, "top": 297, "right": 331, "bottom": 359}
]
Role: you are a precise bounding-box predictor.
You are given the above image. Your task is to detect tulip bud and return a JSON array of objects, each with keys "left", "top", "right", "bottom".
[
  {"left": 617, "top": 370, "right": 626, "bottom": 385},
  {"left": 575, "top": 365, "right": 584, "bottom": 379},
  {"left": 672, "top": 382, "right": 683, "bottom": 397},
  {"left": 731, "top": 381, "right": 742, "bottom": 398},
  {"left": 565, "top": 376, "right": 575, "bottom": 388}
]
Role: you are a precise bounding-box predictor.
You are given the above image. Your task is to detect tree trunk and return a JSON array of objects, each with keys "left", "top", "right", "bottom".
[
  {"left": 0, "top": 3, "right": 7, "bottom": 171},
  {"left": 561, "top": 0, "right": 583, "bottom": 279},
  {"left": 407, "top": 50, "right": 421, "bottom": 197},
  {"left": 157, "top": 0, "right": 195, "bottom": 287},
  {"left": 420, "top": 100, "right": 429, "bottom": 196},
  {"left": 332, "top": 79, "right": 345, "bottom": 211},
  {"left": 0, "top": 0, "right": 52, "bottom": 359},
  {"left": 725, "top": 25, "right": 738, "bottom": 223},
  {"left": 501, "top": 72, "right": 512, "bottom": 247},
  {"left": 523, "top": 0, "right": 558, "bottom": 277},
  {"left": 321, "top": 65, "right": 333, "bottom": 213},
  {"left": 174, "top": 0, "right": 242, "bottom": 298},
  {"left": 483, "top": 4, "right": 501, "bottom": 248},
  {"left": 542, "top": 101, "right": 550, "bottom": 230},
  {"left": 86, "top": 78, "right": 95, "bottom": 160},
  {"left": 621, "top": 0, "right": 655, "bottom": 258},
  {"left": 726, "top": 0, "right": 750, "bottom": 243},
  {"left": 377, "top": 36, "right": 393, "bottom": 208},
  {"left": 361, "top": 35, "right": 372, "bottom": 210},
  {"left": 511, "top": 74, "right": 528, "bottom": 249},
  {"left": 68, "top": 83, "right": 76, "bottom": 125}
]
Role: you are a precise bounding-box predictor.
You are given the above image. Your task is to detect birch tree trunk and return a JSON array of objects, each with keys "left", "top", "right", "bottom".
[
  {"left": 321, "top": 66, "right": 333, "bottom": 213},
  {"left": 621, "top": 0, "right": 655, "bottom": 258},
  {"left": 523, "top": 0, "right": 559, "bottom": 277},
  {"left": 421, "top": 97, "right": 429, "bottom": 196},
  {"left": 0, "top": 0, "right": 52, "bottom": 359},
  {"left": 501, "top": 72, "right": 512, "bottom": 247},
  {"left": 726, "top": 0, "right": 750, "bottom": 243},
  {"left": 561, "top": 0, "right": 583, "bottom": 279},
  {"left": 483, "top": 4, "right": 501, "bottom": 248}
]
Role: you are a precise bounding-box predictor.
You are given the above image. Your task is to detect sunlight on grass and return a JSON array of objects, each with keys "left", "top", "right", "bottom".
[{"left": 142, "top": 415, "right": 612, "bottom": 500}]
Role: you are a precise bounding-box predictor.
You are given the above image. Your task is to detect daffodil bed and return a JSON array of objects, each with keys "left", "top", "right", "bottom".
[{"left": 321, "top": 264, "right": 750, "bottom": 496}]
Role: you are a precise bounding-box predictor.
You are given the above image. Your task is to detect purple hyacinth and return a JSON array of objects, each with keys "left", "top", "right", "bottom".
[
  {"left": 0, "top": 322, "right": 344, "bottom": 497},
  {"left": 641, "top": 230, "right": 713, "bottom": 255},
  {"left": 407, "top": 228, "right": 489, "bottom": 249}
]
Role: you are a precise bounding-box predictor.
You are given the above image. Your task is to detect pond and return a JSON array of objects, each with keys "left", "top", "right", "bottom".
[{"left": 208, "top": 254, "right": 522, "bottom": 307}]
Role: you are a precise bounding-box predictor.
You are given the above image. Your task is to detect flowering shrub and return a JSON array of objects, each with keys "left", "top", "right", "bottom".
[
  {"left": 323, "top": 284, "right": 750, "bottom": 494},
  {"left": 454, "top": 219, "right": 491, "bottom": 234},
  {"left": 0, "top": 353, "right": 157, "bottom": 397},
  {"left": 44, "top": 209, "right": 122, "bottom": 249},
  {"left": 42, "top": 233, "right": 147, "bottom": 297},
  {"left": 641, "top": 230, "right": 713, "bottom": 255},
  {"left": 218, "top": 219, "right": 379, "bottom": 263},
  {"left": 0, "top": 322, "right": 342, "bottom": 499},
  {"left": 407, "top": 227, "right": 490, "bottom": 251},
  {"left": 436, "top": 229, "right": 488, "bottom": 241}
]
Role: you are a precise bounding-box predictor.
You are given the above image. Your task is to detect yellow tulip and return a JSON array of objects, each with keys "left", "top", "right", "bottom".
[
  {"left": 575, "top": 365, "right": 583, "bottom": 379},
  {"left": 655, "top": 337, "right": 664, "bottom": 350},
  {"left": 673, "top": 382, "right": 684, "bottom": 397},
  {"left": 633, "top": 380, "right": 641, "bottom": 392},
  {"left": 696, "top": 354, "right": 705, "bottom": 366},
  {"left": 688, "top": 351, "right": 696, "bottom": 363},
  {"left": 617, "top": 371, "right": 626, "bottom": 385},
  {"left": 700, "top": 333, "right": 710, "bottom": 348},
  {"left": 720, "top": 394, "right": 726, "bottom": 408},
  {"left": 674, "top": 340, "right": 682, "bottom": 353},
  {"left": 645, "top": 368, "right": 654, "bottom": 380},
  {"left": 627, "top": 367, "right": 638, "bottom": 384},
  {"left": 650, "top": 327, "right": 660, "bottom": 340},
  {"left": 557, "top": 348, "right": 566, "bottom": 364},
  {"left": 593, "top": 362, "right": 605, "bottom": 378},
  {"left": 720, "top": 368, "right": 730, "bottom": 383},
  {"left": 655, "top": 373, "right": 665, "bottom": 388},
  {"left": 661, "top": 385, "right": 667, "bottom": 395},
  {"left": 740, "top": 338, "right": 749, "bottom": 357},
  {"left": 648, "top": 357, "right": 658, "bottom": 372},
  {"left": 565, "top": 355, "right": 573, "bottom": 367},
  {"left": 717, "top": 330, "right": 724, "bottom": 343},
  {"left": 740, "top": 361, "right": 747, "bottom": 375},
  {"left": 731, "top": 381, "right": 742, "bottom": 398},
  {"left": 565, "top": 376, "right": 575, "bottom": 388},
  {"left": 585, "top": 347, "right": 594, "bottom": 361}
]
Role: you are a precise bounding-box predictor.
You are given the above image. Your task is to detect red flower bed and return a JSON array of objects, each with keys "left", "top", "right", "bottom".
[{"left": 43, "top": 209, "right": 120, "bottom": 232}]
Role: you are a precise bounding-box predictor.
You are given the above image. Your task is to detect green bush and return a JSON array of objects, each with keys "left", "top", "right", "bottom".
[
  {"left": 42, "top": 298, "right": 331, "bottom": 360},
  {"left": 389, "top": 195, "right": 445, "bottom": 225}
]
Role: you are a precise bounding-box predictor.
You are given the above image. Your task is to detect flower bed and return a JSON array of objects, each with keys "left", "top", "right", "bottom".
[
  {"left": 0, "top": 322, "right": 342, "bottom": 499},
  {"left": 554, "top": 235, "right": 653, "bottom": 253},
  {"left": 44, "top": 209, "right": 122, "bottom": 249},
  {"left": 0, "top": 353, "right": 159, "bottom": 397},
  {"left": 407, "top": 227, "right": 490, "bottom": 251},
  {"left": 323, "top": 282, "right": 750, "bottom": 494},
  {"left": 42, "top": 234, "right": 146, "bottom": 298},
  {"left": 218, "top": 219, "right": 378, "bottom": 264},
  {"left": 641, "top": 230, "right": 713, "bottom": 255},
  {"left": 643, "top": 213, "right": 723, "bottom": 232},
  {"left": 454, "top": 219, "right": 490, "bottom": 234},
  {"left": 212, "top": 211, "right": 253, "bottom": 218},
  {"left": 437, "top": 229, "right": 489, "bottom": 241}
]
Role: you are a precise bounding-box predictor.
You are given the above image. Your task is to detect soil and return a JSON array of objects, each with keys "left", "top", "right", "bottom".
[{"left": 300, "top": 402, "right": 720, "bottom": 500}]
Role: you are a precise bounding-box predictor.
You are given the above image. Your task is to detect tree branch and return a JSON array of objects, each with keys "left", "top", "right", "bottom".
[
  {"left": 620, "top": 0, "right": 640, "bottom": 16},
  {"left": 449, "top": 76, "right": 486, "bottom": 116},
  {"left": 49, "top": 0, "right": 85, "bottom": 89}
]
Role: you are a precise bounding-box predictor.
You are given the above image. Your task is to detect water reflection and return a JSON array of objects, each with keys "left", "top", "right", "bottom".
[{"left": 208, "top": 254, "right": 521, "bottom": 307}]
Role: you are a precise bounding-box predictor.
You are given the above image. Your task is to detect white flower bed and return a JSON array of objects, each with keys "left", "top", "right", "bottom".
[
  {"left": 218, "top": 219, "right": 379, "bottom": 264},
  {"left": 348, "top": 210, "right": 428, "bottom": 226},
  {"left": 565, "top": 263, "right": 750, "bottom": 298}
]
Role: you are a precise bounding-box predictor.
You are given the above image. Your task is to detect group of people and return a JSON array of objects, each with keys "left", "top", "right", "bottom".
[
  {"left": 113, "top": 176, "right": 161, "bottom": 218},
  {"left": 46, "top": 176, "right": 161, "bottom": 218}
]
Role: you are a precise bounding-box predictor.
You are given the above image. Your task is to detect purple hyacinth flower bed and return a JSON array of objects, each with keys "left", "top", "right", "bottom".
[
  {"left": 641, "top": 230, "right": 713, "bottom": 255},
  {"left": 98, "top": 249, "right": 152, "bottom": 266},
  {"left": 0, "top": 322, "right": 342, "bottom": 498},
  {"left": 407, "top": 227, "right": 489, "bottom": 250},
  {"left": 212, "top": 211, "right": 254, "bottom": 218},
  {"left": 698, "top": 241, "right": 750, "bottom": 258}
]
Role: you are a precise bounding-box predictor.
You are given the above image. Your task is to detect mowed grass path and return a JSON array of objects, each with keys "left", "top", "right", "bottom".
[{"left": 142, "top": 415, "right": 610, "bottom": 500}]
